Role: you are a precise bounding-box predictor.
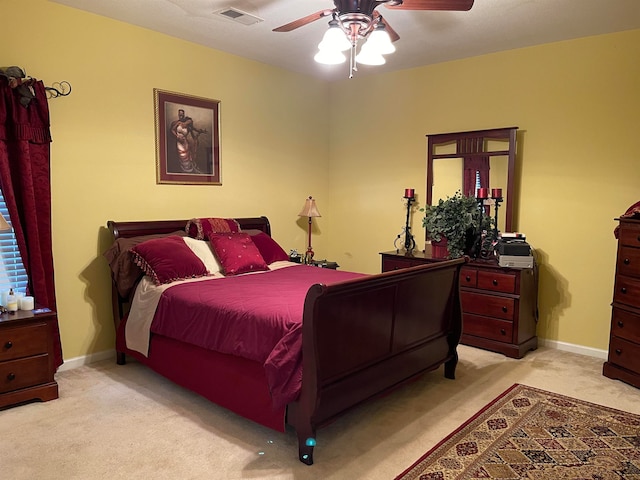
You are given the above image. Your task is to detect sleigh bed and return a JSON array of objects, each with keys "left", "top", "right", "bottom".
[{"left": 105, "top": 216, "right": 464, "bottom": 465}]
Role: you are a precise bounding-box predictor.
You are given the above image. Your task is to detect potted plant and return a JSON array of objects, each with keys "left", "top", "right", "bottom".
[{"left": 421, "top": 191, "right": 493, "bottom": 259}]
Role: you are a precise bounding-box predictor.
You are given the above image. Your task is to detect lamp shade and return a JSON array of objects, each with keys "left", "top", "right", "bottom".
[
  {"left": 318, "top": 22, "right": 351, "bottom": 52},
  {"left": 298, "top": 196, "right": 321, "bottom": 218},
  {"left": 0, "top": 213, "right": 10, "bottom": 232}
]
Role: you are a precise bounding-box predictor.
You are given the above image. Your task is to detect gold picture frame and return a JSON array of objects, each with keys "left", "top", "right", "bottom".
[{"left": 154, "top": 89, "right": 221, "bottom": 185}]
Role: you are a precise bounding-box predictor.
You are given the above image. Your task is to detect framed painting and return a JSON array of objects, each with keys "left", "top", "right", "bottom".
[{"left": 154, "top": 89, "right": 221, "bottom": 185}]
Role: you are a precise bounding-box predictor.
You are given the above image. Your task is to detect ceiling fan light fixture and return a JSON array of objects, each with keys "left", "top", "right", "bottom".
[
  {"left": 318, "top": 22, "right": 352, "bottom": 52},
  {"left": 314, "top": 49, "right": 347, "bottom": 65},
  {"left": 365, "top": 25, "right": 395, "bottom": 55},
  {"left": 355, "top": 45, "right": 386, "bottom": 66}
]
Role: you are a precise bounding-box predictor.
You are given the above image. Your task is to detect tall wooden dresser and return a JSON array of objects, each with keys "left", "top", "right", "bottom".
[
  {"left": 603, "top": 217, "right": 640, "bottom": 388},
  {"left": 381, "top": 251, "right": 538, "bottom": 358}
]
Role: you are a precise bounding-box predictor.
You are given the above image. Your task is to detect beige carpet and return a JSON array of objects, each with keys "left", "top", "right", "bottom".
[{"left": 1, "top": 345, "right": 638, "bottom": 480}]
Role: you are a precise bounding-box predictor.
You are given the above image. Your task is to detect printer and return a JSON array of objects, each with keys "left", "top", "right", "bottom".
[{"left": 497, "top": 233, "right": 534, "bottom": 268}]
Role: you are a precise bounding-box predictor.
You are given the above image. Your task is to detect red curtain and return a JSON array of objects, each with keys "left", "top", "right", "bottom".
[{"left": 0, "top": 77, "right": 63, "bottom": 368}]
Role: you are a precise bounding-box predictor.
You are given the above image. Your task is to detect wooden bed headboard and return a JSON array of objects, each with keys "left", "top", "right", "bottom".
[{"left": 107, "top": 216, "right": 272, "bottom": 240}]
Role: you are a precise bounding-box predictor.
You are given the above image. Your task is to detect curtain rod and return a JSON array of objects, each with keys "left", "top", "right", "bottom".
[{"left": 1, "top": 66, "right": 72, "bottom": 100}]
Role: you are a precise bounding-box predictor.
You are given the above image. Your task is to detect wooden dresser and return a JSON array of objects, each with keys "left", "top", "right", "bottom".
[
  {"left": 603, "top": 217, "right": 640, "bottom": 388},
  {"left": 0, "top": 308, "right": 59, "bottom": 408},
  {"left": 381, "top": 251, "right": 538, "bottom": 358}
]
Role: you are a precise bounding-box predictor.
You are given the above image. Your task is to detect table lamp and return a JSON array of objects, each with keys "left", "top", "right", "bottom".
[{"left": 298, "top": 196, "right": 321, "bottom": 264}]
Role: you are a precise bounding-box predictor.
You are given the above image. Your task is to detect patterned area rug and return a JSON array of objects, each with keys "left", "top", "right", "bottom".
[{"left": 395, "top": 384, "right": 640, "bottom": 479}]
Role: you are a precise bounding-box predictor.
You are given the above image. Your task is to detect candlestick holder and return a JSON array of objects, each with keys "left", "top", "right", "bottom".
[
  {"left": 492, "top": 194, "right": 503, "bottom": 238},
  {"left": 394, "top": 195, "right": 416, "bottom": 254}
]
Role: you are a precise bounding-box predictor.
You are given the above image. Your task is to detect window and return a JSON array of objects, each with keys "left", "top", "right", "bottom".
[{"left": 0, "top": 188, "right": 28, "bottom": 294}]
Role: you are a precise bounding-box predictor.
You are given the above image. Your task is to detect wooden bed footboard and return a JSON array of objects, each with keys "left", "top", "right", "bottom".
[{"left": 289, "top": 258, "right": 465, "bottom": 465}]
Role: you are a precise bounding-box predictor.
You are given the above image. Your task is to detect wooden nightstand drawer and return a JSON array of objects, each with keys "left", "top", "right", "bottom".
[
  {"left": 613, "top": 275, "right": 640, "bottom": 309},
  {"left": 0, "top": 323, "right": 49, "bottom": 362},
  {"left": 608, "top": 336, "right": 640, "bottom": 375},
  {"left": 463, "top": 313, "right": 513, "bottom": 343},
  {"left": 617, "top": 246, "right": 640, "bottom": 278},
  {"left": 619, "top": 223, "right": 640, "bottom": 248},
  {"left": 460, "top": 268, "right": 478, "bottom": 288},
  {"left": 461, "top": 291, "right": 515, "bottom": 320},
  {"left": 0, "top": 354, "right": 50, "bottom": 394},
  {"left": 477, "top": 270, "right": 517, "bottom": 294}
]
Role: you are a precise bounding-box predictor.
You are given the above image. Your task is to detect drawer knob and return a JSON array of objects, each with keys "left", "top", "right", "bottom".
[
  {"left": 4, "top": 341, "right": 12, "bottom": 349},
  {"left": 502, "top": 306, "right": 508, "bottom": 313},
  {"left": 500, "top": 329, "right": 506, "bottom": 335},
  {"left": 7, "top": 372, "right": 16, "bottom": 381},
  {"left": 621, "top": 287, "right": 627, "bottom": 294},
  {"left": 465, "top": 275, "right": 471, "bottom": 282},
  {"left": 492, "top": 279, "right": 498, "bottom": 286},
  {"left": 624, "top": 258, "right": 630, "bottom": 265},
  {"left": 618, "top": 321, "right": 624, "bottom": 328},
  {"left": 615, "top": 348, "right": 622, "bottom": 355}
]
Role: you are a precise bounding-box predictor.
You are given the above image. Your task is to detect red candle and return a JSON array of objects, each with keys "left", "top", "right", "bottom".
[
  {"left": 477, "top": 188, "right": 488, "bottom": 199},
  {"left": 492, "top": 188, "right": 503, "bottom": 199},
  {"left": 404, "top": 188, "right": 415, "bottom": 199}
]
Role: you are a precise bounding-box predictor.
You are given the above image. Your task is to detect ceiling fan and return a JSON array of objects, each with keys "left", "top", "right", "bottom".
[{"left": 273, "top": 0, "right": 474, "bottom": 77}]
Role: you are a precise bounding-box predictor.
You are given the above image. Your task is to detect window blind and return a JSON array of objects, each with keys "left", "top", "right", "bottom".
[{"left": 0, "top": 189, "right": 28, "bottom": 294}]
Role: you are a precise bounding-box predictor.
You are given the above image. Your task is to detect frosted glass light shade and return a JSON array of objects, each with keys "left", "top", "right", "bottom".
[
  {"left": 314, "top": 49, "right": 347, "bottom": 65},
  {"left": 356, "top": 45, "right": 386, "bottom": 65},
  {"left": 365, "top": 28, "right": 395, "bottom": 55},
  {"left": 318, "top": 26, "right": 351, "bottom": 52}
]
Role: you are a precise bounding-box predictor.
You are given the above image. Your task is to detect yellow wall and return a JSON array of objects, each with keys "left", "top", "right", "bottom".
[
  {"left": 3, "top": 0, "right": 639, "bottom": 360},
  {"left": 327, "top": 30, "right": 640, "bottom": 351},
  {"left": 3, "top": 0, "right": 330, "bottom": 360}
]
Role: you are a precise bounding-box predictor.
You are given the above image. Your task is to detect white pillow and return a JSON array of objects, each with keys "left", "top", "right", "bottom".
[{"left": 182, "top": 237, "right": 222, "bottom": 274}]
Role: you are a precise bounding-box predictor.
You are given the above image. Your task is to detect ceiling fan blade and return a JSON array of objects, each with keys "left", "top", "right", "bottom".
[
  {"left": 385, "top": 0, "right": 474, "bottom": 11},
  {"left": 272, "top": 9, "right": 335, "bottom": 32}
]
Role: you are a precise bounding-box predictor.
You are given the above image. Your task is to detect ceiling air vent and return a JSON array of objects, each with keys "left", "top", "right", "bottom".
[{"left": 214, "top": 7, "right": 263, "bottom": 26}]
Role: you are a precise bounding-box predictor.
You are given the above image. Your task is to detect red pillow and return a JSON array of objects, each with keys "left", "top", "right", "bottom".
[
  {"left": 246, "top": 230, "right": 289, "bottom": 264},
  {"left": 130, "top": 236, "right": 208, "bottom": 285},
  {"left": 185, "top": 217, "right": 240, "bottom": 240},
  {"left": 207, "top": 232, "right": 269, "bottom": 276}
]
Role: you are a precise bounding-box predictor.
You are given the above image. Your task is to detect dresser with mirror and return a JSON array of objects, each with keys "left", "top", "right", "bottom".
[{"left": 382, "top": 126, "right": 539, "bottom": 359}]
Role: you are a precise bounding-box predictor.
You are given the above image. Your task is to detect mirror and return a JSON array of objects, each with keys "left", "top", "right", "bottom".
[{"left": 426, "top": 127, "right": 517, "bottom": 233}]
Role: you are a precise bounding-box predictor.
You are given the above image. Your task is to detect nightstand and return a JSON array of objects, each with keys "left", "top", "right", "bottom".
[{"left": 0, "top": 308, "right": 59, "bottom": 409}]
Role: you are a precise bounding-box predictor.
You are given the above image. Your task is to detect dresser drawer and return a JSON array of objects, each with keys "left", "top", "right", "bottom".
[
  {"left": 460, "top": 268, "right": 478, "bottom": 288},
  {"left": 619, "top": 222, "right": 640, "bottom": 248},
  {"left": 0, "top": 354, "right": 50, "bottom": 394},
  {"left": 477, "top": 270, "right": 516, "bottom": 294},
  {"left": 611, "top": 308, "right": 640, "bottom": 343},
  {"left": 608, "top": 336, "right": 640, "bottom": 375},
  {"left": 0, "top": 323, "right": 49, "bottom": 362},
  {"left": 613, "top": 275, "right": 640, "bottom": 309},
  {"left": 382, "top": 257, "right": 424, "bottom": 271},
  {"left": 461, "top": 291, "right": 515, "bottom": 320},
  {"left": 463, "top": 313, "right": 513, "bottom": 343},
  {"left": 617, "top": 246, "right": 640, "bottom": 279}
]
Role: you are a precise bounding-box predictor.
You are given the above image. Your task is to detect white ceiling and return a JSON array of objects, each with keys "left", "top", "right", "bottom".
[{"left": 51, "top": 0, "right": 640, "bottom": 81}]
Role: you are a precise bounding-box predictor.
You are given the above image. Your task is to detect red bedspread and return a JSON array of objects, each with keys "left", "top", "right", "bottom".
[{"left": 150, "top": 265, "right": 365, "bottom": 408}]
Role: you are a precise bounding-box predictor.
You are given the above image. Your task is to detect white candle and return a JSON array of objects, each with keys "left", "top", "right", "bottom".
[{"left": 20, "top": 296, "right": 34, "bottom": 310}]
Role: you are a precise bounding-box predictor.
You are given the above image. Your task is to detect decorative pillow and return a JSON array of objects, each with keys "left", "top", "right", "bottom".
[
  {"left": 185, "top": 217, "right": 241, "bottom": 240},
  {"left": 130, "top": 236, "right": 208, "bottom": 285},
  {"left": 244, "top": 230, "right": 289, "bottom": 265},
  {"left": 207, "top": 232, "right": 269, "bottom": 276},
  {"left": 103, "top": 231, "right": 187, "bottom": 299},
  {"left": 182, "top": 236, "right": 222, "bottom": 274}
]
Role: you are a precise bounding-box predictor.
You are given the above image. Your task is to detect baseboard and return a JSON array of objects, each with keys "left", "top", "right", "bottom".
[
  {"left": 57, "top": 349, "right": 116, "bottom": 372},
  {"left": 538, "top": 338, "right": 608, "bottom": 360}
]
